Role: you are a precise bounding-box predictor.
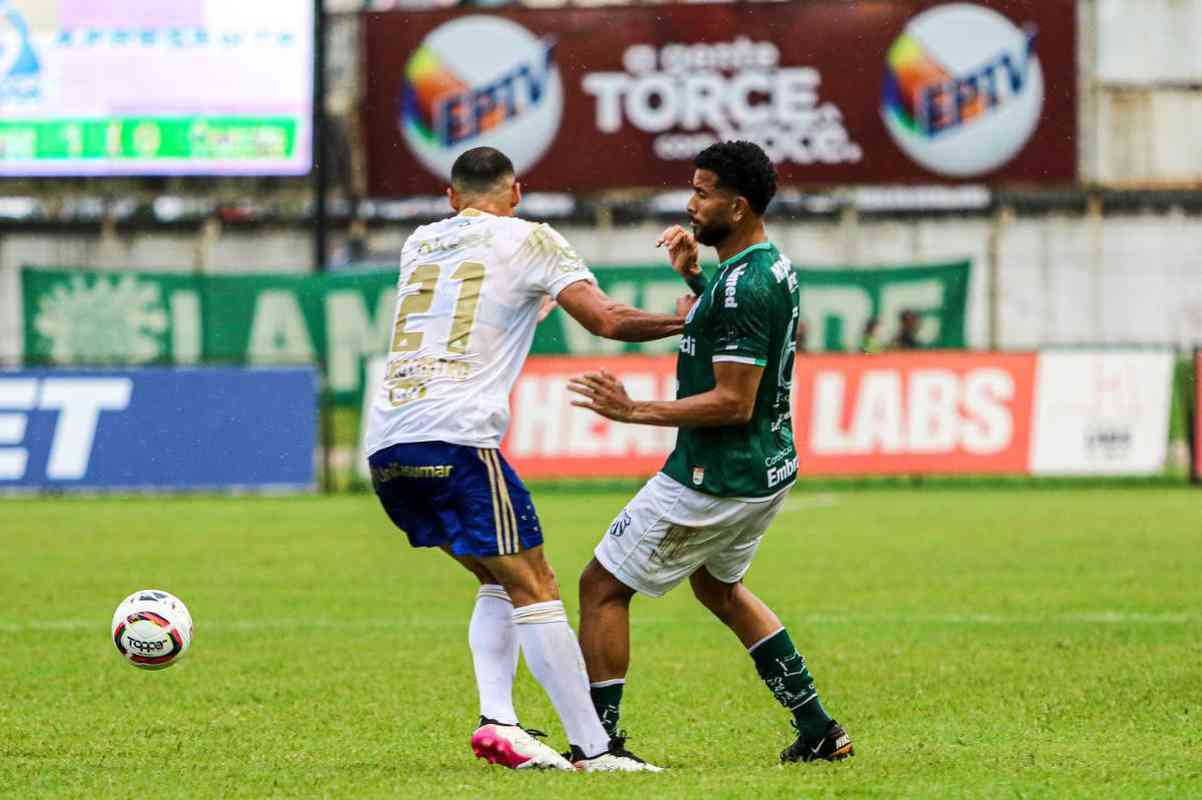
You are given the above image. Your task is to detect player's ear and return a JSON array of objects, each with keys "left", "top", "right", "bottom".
[
  {"left": 510, "top": 180, "right": 522, "bottom": 210},
  {"left": 447, "top": 186, "right": 461, "bottom": 212},
  {"left": 731, "top": 196, "right": 747, "bottom": 224}
]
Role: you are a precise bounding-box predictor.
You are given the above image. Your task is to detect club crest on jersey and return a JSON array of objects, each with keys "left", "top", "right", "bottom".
[
  {"left": 607, "top": 510, "right": 633, "bottom": 538},
  {"left": 692, "top": 466, "right": 705, "bottom": 486}
]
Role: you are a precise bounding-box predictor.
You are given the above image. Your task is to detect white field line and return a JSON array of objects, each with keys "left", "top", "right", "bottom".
[{"left": 0, "top": 611, "right": 1194, "bottom": 634}]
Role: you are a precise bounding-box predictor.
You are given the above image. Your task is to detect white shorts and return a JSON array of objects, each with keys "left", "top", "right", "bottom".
[{"left": 594, "top": 472, "right": 791, "bottom": 598}]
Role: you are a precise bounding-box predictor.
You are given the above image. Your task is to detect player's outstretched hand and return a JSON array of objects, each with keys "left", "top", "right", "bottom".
[
  {"left": 568, "top": 369, "right": 636, "bottom": 423},
  {"left": 656, "top": 225, "right": 700, "bottom": 279}
]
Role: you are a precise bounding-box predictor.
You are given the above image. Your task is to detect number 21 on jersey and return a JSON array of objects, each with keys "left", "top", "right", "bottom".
[{"left": 391, "top": 260, "right": 485, "bottom": 355}]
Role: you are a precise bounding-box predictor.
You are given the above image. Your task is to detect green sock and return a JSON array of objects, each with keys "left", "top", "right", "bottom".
[
  {"left": 749, "top": 628, "right": 832, "bottom": 740},
  {"left": 589, "top": 680, "right": 624, "bottom": 738}
]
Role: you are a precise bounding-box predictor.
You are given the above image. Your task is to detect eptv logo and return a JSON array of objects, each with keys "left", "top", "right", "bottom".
[
  {"left": 881, "top": 3, "right": 1045, "bottom": 177},
  {"left": 399, "top": 17, "right": 562, "bottom": 180},
  {"left": 0, "top": 378, "right": 131, "bottom": 480}
]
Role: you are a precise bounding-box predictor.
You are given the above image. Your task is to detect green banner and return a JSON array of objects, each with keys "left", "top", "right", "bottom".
[
  {"left": 21, "top": 261, "right": 968, "bottom": 405},
  {"left": 532, "top": 260, "right": 970, "bottom": 356}
]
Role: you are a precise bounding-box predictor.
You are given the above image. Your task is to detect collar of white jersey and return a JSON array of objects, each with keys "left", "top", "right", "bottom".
[{"left": 458, "top": 208, "right": 493, "bottom": 218}]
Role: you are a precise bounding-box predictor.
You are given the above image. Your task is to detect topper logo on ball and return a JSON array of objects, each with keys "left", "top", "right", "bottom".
[
  {"left": 398, "top": 16, "right": 563, "bottom": 180},
  {"left": 881, "top": 3, "right": 1045, "bottom": 177}
]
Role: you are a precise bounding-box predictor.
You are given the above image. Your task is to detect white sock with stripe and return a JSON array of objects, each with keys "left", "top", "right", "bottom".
[
  {"left": 469, "top": 584, "right": 519, "bottom": 726},
  {"left": 512, "top": 600, "right": 611, "bottom": 758}
]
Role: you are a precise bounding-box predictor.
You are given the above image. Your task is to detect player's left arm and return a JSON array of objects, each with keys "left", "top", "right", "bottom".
[{"left": 569, "top": 361, "right": 762, "bottom": 427}]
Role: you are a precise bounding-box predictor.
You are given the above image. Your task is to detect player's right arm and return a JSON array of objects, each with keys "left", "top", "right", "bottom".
[
  {"left": 521, "top": 221, "right": 683, "bottom": 342},
  {"left": 556, "top": 281, "right": 685, "bottom": 342}
]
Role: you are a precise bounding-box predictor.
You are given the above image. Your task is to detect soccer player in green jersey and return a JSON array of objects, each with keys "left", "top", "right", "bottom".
[{"left": 568, "top": 141, "right": 854, "bottom": 765}]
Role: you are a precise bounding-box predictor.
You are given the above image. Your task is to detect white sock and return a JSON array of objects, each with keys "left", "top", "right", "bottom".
[
  {"left": 512, "top": 600, "right": 611, "bottom": 758},
  {"left": 469, "top": 584, "right": 519, "bottom": 725}
]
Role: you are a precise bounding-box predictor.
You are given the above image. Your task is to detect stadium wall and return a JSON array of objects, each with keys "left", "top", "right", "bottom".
[{"left": 4, "top": 212, "right": 1201, "bottom": 367}]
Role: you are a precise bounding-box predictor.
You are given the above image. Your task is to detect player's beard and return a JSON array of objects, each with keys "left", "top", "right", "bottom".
[{"left": 693, "top": 218, "right": 732, "bottom": 247}]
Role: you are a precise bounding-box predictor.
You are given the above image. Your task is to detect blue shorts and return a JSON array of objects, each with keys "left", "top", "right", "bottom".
[{"left": 368, "top": 441, "right": 543, "bottom": 558}]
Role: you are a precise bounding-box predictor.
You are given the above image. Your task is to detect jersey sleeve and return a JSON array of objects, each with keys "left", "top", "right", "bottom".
[
  {"left": 517, "top": 223, "right": 597, "bottom": 299},
  {"left": 709, "top": 272, "right": 772, "bottom": 367}
]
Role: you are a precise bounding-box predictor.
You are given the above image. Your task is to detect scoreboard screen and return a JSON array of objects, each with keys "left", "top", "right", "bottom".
[{"left": 0, "top": 0, "right": 312, "bottom": 176}]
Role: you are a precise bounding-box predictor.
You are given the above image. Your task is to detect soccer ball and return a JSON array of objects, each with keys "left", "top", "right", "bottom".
[{"left": 111, "top": 589, "right": 193, "bottom": 670}]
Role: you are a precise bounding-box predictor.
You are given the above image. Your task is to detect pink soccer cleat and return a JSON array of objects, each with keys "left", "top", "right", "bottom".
[{"left": 471, "top": 718, "right": 575, "bottom": 771}]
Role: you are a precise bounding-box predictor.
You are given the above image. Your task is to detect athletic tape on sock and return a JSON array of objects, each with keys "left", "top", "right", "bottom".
[
  {"left": 512, "top": 600, "right": 568, "bottom": 625},
  {"left": 477, "top": 584, "right": 512, "bottom": 604}
]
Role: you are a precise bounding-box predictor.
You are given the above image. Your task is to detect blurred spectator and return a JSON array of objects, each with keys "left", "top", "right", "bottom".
[
  {"left": 860, "top": 316, "right": 884, "bottom": 354},
  {"left": 893, "top": 309, "right": 921, "bottom": 349},
  {"left": 795, "top": 320, "right": 808, "bottom": 354}
]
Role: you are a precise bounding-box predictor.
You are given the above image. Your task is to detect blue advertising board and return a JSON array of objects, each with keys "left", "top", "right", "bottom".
[{"left": 0, "top": 368, "right": 316, "bottom": 490}]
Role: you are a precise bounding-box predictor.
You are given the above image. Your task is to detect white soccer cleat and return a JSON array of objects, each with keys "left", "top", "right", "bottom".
[
  {"left": 471, "top": 720, "right": 575, "bottom": 771},
  {"left": 569, "top": 736, "right": 664, "bottom": 772}
]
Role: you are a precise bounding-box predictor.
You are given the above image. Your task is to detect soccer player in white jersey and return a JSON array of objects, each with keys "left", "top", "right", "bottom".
[{"left": 363, "top": 147, "right": 679, "bottom": 772}]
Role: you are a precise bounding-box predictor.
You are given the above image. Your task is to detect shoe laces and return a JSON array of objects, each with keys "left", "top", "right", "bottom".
[
  {"left": 479, "top": 717, "right": 549, "bottom": 740},
  {"left": 609, "top": 730, "right": 647, "bottom": 764},
  {"left": 783, "top": 720, "right": 824, "bottom": 761}
]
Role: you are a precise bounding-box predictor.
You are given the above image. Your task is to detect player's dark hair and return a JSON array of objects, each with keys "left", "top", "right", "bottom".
[
  {"left": 694, "top": 141, "right": 777, "bottom": 216},
  {"left": 451, "top": 147, "right": 515, "bottom": 195}
]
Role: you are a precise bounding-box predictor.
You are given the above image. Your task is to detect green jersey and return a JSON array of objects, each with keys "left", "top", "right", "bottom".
[{"left": 662, "top": 241, "right": 800, "bottom": 498}]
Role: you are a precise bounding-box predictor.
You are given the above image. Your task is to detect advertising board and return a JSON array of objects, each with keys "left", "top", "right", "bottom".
[
  {"left": 0, "top": 0, "right": 312, "bottom": 175},
  {"left": 363, "top": 1, "right": 1077, "bottom": 194},
  {"left": 22, "top": 262, "right": 969, "bottom": 405},
  {"left": 360, "top": 350, "right": 1175, "bottom": 480},
  {"left": 0, "top": 367, "right": 316, "bottom": 490}
]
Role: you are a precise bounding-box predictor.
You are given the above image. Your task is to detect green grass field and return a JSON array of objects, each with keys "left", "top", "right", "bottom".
[{"left": 2, "top": 487, "right": 1200, "bottom": 798}]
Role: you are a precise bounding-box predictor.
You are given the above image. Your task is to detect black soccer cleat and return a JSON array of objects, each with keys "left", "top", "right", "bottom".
[{"left": 780, "top": 720, "right": 854, "bottom": 764}]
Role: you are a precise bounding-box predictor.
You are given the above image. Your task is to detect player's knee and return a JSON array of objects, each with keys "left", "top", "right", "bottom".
[
  {"left": 467, "top": 562, "right": 496, "bottom": 584},
  {"left": 579, "top": 560, "right": 603, "bottom": 607},
  {"left": 579, "top": 557, "right": 610, "bottom": 600},
  {"left": 691, "top": 568, "right": 736, "bottom": 619},
  {"left": 515, "top": 555, "right": 561, "bottom": 605},
  {"left": 579, "top": 558, "right": 627, "bottom": 609},
  {"left": 537, "top": 565, "right": 560, "bottom": 602},
  {"left": 503, "top": 576, "right": 558, "bottom": 606}
]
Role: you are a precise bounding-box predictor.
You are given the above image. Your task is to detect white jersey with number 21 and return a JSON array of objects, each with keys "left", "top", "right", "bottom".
[{"left": 364, "top": 209, "right": 595, "bottom": 454}]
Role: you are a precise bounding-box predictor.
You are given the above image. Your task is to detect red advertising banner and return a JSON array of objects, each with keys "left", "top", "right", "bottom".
[
  {"left": 792, "top": 352, "right": 1036, "bottom": 475},
  {"left": 502, "top": 355, "right": 677, "bottom": 478},
  {"left": 501, "top": 352, "right": 1039, "bottom": 478},
  {"left": 363, "top": 1, "right": 1077, "bottom": 196}
]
